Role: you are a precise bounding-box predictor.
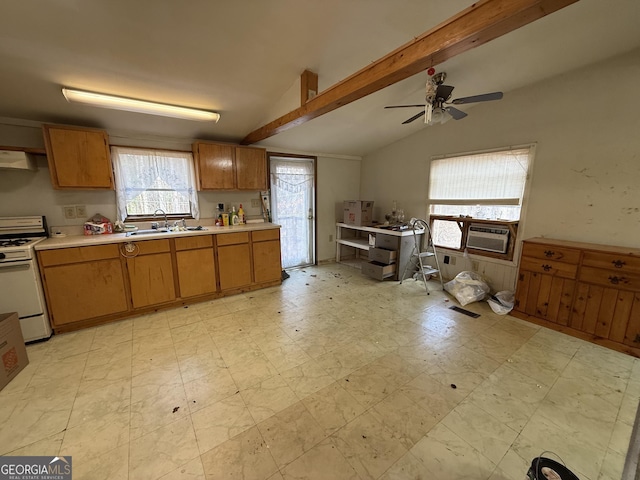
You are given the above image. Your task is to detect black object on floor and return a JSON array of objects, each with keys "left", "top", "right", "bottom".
[
  {"left": 281, "top": 270, "right": 290, "bottom": 280},
  {"left": 526, "top": 456, "right": 580, "bottom": 480},
  {"left": 449, "top": 306, "right": 480, "bottom": 318}
]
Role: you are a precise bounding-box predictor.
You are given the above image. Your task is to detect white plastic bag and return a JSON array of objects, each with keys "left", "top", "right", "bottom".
[
  {"left": 444, "top": 271, "right": 490, "bottom": 306},
  {"left": 487, "top": 291, "right": 515, "bottom": 315}
]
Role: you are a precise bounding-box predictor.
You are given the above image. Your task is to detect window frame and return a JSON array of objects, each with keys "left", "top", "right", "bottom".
[
  {"left": 427, "top": 144, "right": 535, "bottom": 261},
  {"left": 111, "top": 146, "right": 200, "bottom": 222}
]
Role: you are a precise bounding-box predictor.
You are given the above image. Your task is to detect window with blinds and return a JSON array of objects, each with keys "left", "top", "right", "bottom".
[{"left": 428, "top": 146, "right": 532, "bottom": 250}]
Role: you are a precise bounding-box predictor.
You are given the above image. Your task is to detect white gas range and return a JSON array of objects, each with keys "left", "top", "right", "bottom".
[{"left": 0, "top": 216, "right": 52, "bottom": 342}]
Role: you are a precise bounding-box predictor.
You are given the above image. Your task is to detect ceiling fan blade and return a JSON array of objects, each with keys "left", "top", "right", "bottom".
[
  {"left": 384, "top": 104, "right": 426, "bottom": 109},
  {"left": 435, "top": 84, "right": 454, "bottom": 101},
  {"left": 451, "top": 92, "right": 503, "bottom": 105},
  {"left": 402, "top": 111, "right": 425, "bottom": 124},
  {"left": 445, "top": 106, "right": 468, "bottom": 120}
]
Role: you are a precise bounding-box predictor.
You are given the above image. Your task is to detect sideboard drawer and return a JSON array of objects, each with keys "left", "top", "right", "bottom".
[{"left": 519, "top": 256, "right": 578, "bottom": 279}]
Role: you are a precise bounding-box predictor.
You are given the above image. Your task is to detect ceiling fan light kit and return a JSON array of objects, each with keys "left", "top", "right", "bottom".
[
  {"left": 385, "top": 70, "right": 503, "bottom": 126},
  {"left": 61, "top": 88, "right": 220, "bottom": 122}
]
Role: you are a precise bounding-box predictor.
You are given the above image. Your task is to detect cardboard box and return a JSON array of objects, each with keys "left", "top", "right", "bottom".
[
  {"left": 0, "top": 312, "right": 29, "bottom": 392},
  {"left": 343, "top": 201, "right": 374, "bottom": 226}
]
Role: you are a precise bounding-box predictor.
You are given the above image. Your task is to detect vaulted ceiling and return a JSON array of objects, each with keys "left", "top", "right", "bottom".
[{"left": 1, "top": 0, "right": 638, "bottom": 156}]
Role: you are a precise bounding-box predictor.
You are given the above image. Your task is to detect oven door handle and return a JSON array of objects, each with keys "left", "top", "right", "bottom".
[{"left": 0, "top": 260, "right": 32, "bottom": 271}]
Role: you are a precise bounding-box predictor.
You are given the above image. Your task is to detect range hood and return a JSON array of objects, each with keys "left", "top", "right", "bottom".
[{"left": 0, "top": 150, "right": 38, "bottom": 171}]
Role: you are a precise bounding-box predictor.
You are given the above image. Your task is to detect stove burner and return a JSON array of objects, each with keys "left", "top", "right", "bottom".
[{"left": 0, "top": 238, "right": 31, "bottom": 247}]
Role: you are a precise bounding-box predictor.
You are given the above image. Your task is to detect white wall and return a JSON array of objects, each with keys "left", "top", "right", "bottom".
[{"left": 361, "top": 48, "right": 640, "bottom": 291}]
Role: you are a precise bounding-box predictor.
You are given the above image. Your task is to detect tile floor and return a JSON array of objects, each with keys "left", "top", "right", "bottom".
[{"left": 0, "top": 263, "right": 638, "bottom": 479}]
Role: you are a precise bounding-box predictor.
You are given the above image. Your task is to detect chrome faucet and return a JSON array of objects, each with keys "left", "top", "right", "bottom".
[{"left": 152, "top": 209, "right": 168, "bottom": 229}]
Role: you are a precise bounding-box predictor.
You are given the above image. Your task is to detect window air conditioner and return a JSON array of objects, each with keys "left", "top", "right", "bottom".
[{"left": 466, "top": 224, "right": 509, "bottom": 254}]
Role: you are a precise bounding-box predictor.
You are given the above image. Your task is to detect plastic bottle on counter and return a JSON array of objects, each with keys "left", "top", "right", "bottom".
[
  {"left": 238, "top": 204, "right": 245, "bottom": 224},
  {"left": 230, "top": 206, "right": 239, "bottom": 225}
]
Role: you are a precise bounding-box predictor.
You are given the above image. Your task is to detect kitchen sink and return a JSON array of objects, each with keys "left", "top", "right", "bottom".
[
  {"left": 125, "top": 226, "right": 206, "bottom": 236},
  {"left": 126, "top": 228, "right": 168, "bottom": 236}
]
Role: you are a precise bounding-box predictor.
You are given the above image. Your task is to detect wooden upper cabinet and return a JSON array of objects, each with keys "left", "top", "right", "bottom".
[
  {"left": 236, "top": 146, "right": 267, "bottom": 190},
  {"left": 43, "top": 124, "right": 114, "bottom": 189},
  {"left": 193, "top": 141, "right": 267, "bottom": 191},
  {"left": 194, "top": 142, "right": 236, "bottom": 190}
]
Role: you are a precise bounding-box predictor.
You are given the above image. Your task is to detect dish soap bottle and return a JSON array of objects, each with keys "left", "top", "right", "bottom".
[
  {"left": 230, "top": 205, "right": 239, "bottom": 225},
  {"left": 238, "top": 204, "right": 245, "bottom": 224}
]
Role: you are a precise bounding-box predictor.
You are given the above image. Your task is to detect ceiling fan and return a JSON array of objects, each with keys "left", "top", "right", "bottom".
[{"left": 385, "top": 69, "right": 503, "bottom": 125}]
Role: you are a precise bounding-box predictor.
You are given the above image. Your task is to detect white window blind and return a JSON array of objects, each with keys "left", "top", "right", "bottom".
[
  {"left": 428, "top": 146, "right": 532, "bottom": 249},
  {"left": 429, "top": 148, "right": 530, "bottom": 205},
  {"left": 112, "top": 146, "right": 199, "bottom": 221}
]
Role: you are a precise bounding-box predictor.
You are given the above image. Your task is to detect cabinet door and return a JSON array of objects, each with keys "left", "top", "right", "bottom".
[
  {"left": 218, "top": 244, "right": 252, "bottom": 290},
  {"left": 194, "top": 143, "right": 235, "bottom": 190},
  {"left": 235, "top": 146, "right": 267, "bottom": 190},
  {"left": 515, "top": 270, "right": 574, "bottom": 324},
  {"left": 572, "top": 283, "right": 640, "bottom": 341},
  {"left": 127, "top": 253, "right": 176, "bottom": 308},
  {"left": 43, "top": 125, "right": 113, "bottom": 189},
  {"left": 43, "top": 259, "right": 128, "bottom": 325},
  {"left": 253, "top": 240, "right": 282, "bottom": 283},
  {"left": 176, "top": 248, "right": 217, "bottom": 298}
]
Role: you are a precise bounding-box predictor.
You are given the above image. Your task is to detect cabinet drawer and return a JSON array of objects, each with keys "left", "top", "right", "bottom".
[
  {"left": 131, "top": 239, "right": 170, "bottom": 255},
  {"left": 217, "top": 232, "right": 249, "bottom": 246},
  {"left": 368, "top": 247, "right": 397, "bottom": 264},
  {"left": 520, "top": 256, "right": 577, "bottom": 279},
  {"left": 175, "top": 235, "right": 213, "bottom": 251},
  {"left": 375, "top": 234, "right": 399, "bottom": 251},
  {"left": 39, "top": 244, "right": 119, "bottom": 266},
  {"left": 252, "top": 229, "right": 280, "bottom": 242},
  {"left": 582, "top": 251, "right": 640, "bottom": 275},
  {"left": 361, "top": 261, "right": 396, "bottom": 280},
  {"left": 522, "top": 243, "right": 581, "bottom": 263},
  {"left": 579, "top": 266, "right": 640, "bottom": 291}
]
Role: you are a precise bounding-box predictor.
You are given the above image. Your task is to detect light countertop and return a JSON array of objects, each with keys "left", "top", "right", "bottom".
[{"left": 36, "top": 223, "right": 281, "bottom": 250}]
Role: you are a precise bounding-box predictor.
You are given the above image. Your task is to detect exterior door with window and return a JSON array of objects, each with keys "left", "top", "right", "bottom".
[{"left": 269, "top": 155, "right": 315, "bottom": 269}]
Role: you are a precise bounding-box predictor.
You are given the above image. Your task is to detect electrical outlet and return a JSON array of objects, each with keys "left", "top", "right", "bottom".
[
  {"left": 75, "top": 205, "right": 87, "bottom": 218},
  {"left": 329, "top": 234, "right": 334, "bottom": 242},
  {"left": 251, "top": 199, "right": 260, "bottom": 208},
  {"left": 63, "top": 206, "right": 76, "bottom": 219},
  {"left": 471, "top": 260, "right": 479, "bottom": 271}
]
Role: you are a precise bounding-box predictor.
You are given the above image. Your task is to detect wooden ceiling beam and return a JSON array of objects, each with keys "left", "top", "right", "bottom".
[{"left": 241, "top": 0, "right": 578, "bottom": 145}]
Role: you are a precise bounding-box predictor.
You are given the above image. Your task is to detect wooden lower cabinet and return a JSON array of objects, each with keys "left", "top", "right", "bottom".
[
  {"left": 39, "top": 245, "right": 128, "bottom": 326},
  {"left": 175, "top": 235, "right": 217, "bottom": 298},
  {"left": 127, "top": 253, "right": 176, "bottom": 308},
  {"left": 124, "top": 239, "right": 175, "bottom": 308},
  {"left": 218, "top": 244, "right": 252, "bottom": 290},
  {"left": 513, "top": 237, "right": 640, "bottom": 356},
  {"left": 38, "top": 228, "right": 282, "bottom": 332},
  {"left": 252, "top": 229, "right": 282, "bottom": 283}
]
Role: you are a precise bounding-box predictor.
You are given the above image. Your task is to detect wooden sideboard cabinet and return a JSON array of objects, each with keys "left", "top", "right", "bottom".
[{"left": 513, "top": 237, "right": 640, "bottom": 356}]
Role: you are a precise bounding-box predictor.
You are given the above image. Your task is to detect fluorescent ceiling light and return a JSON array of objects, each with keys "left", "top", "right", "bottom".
[{"left": 62, "top": 88, "right": 220, "bottom": 122}]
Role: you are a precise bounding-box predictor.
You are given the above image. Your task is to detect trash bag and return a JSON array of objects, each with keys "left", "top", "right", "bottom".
[
  {"left": 444, "top": 271, "right": 490, "bottom": 306},
  {"left": 487, "top": 290, "right": 515, "bottom": 315}
]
